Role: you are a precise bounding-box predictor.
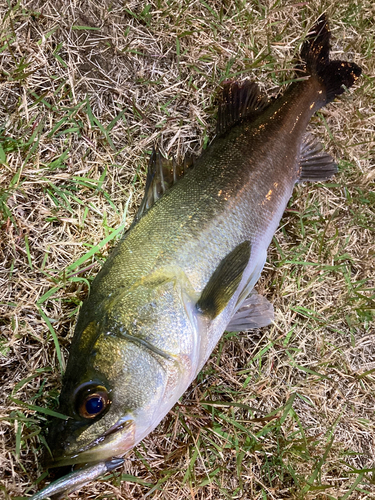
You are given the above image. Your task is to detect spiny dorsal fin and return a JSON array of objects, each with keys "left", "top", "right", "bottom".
[
  {"left": 216, "top": 80, "right": 269, "bottom": 136},
  {"left": 134, "top": 148, "right": 195, "bottom": 223},
  {"left": 196, "top": 241, "right": 251, "bottom": 319},
  {"left": 297, "top": 133, "right": 337, "bottom": 182}
]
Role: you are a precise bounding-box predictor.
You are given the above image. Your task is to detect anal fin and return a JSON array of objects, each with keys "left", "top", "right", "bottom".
[
  {"left": 297, "top": 133, "right": 337, "bottom": 182},
  {"left": 226, "top": 292, "right": 274, "bottom": 331}
]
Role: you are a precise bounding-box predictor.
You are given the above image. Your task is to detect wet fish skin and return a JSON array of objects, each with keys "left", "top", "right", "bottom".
[{"left": 43, "top": 14, "right": 361, "bottom": 481}]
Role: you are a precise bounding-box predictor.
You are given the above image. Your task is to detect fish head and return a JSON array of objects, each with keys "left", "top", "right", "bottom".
[
  {"left": 46, "top": 269, "right": 199, "bottom": 468},
  {"left": 45, "top": 354, "right": 136, "bottom": 468}
]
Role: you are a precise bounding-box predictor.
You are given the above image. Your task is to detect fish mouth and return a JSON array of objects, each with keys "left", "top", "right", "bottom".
[{"left": 47, "top": 416, "right": 136, "bottom": 468}]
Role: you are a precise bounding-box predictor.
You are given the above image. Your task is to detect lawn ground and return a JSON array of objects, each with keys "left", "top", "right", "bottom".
[{"left": 0, "top": 1, "right": 374, "bottom": 499}]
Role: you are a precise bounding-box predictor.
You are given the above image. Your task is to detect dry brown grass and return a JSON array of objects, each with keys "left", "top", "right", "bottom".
[{"left": 1, "top": 1, "right": 374, "bottom": 499}]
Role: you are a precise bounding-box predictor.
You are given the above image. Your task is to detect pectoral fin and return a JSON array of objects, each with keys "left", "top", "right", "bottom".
[
  {"left": 196, "top": 241, "right": 251, "bottom": 319},
  {"left": 226, "top": 292, "right": 274, "bottom": 331}
]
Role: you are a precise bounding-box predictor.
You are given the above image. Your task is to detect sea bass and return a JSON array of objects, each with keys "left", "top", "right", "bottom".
[{"left": 32, "top": 15, "right": 361, "bottom": 499}]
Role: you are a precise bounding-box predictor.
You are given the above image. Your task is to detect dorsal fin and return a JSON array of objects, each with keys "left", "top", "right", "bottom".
[
  {"left": 216, "top": 80, "right": 269, "bottom": 136},
  {"left": 134, "top": 148, "right": 195, "bottom": 223}
]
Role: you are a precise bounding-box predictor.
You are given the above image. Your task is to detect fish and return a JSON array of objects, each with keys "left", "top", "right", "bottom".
[{"left": 30, "top": 14, "right": 361, "bottom": 499}]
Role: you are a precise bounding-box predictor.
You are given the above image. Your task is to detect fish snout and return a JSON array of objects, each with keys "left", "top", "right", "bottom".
[{"left": 44, "top": 414, "right": 136, "bottom": 468}]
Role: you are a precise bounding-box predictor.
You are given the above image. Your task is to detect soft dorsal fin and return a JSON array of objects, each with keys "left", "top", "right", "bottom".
[
  {"left": 216, "top": 80, "right": 269, "bottom": 136},
  {"left": 134, "top": 148, "right": 195, "bottom": 223},
  {"left": 196, "top": 241, "right": 251, "bottom": 319},
  {"left": 297, "top": 133, "right": 337, "bottom": 182}
]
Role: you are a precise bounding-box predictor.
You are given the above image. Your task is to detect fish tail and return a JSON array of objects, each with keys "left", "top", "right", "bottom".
[{"left": 300, "top": 14, "right": 361, "bottom": 104}]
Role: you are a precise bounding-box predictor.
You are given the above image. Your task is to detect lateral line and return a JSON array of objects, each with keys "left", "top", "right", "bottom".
[{"left": 120, "top": 331, "right": 175, "bottom": 362}]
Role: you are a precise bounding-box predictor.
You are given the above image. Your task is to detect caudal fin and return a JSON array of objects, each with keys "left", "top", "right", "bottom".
[{"left": 301, "top": 14, "right": 361, "bottom": 104}]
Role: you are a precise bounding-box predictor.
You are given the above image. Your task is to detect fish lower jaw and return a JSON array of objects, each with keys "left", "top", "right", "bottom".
[{"left": 49, "top": 418, "right": 136, "bottom": 468}]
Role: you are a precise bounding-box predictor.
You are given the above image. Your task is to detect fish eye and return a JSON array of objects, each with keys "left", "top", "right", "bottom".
[{"left": 76, "top": 385, "right": 110, "bottom": 419}]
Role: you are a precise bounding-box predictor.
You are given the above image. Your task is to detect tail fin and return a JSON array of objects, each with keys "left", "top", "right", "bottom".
[{"left": 300, "top": 14, "right": 361, "bottom": 103}]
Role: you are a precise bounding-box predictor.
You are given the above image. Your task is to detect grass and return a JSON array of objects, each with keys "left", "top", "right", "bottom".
[{"left": 0, "top": 0, "right": 374, "bottom": 499}]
